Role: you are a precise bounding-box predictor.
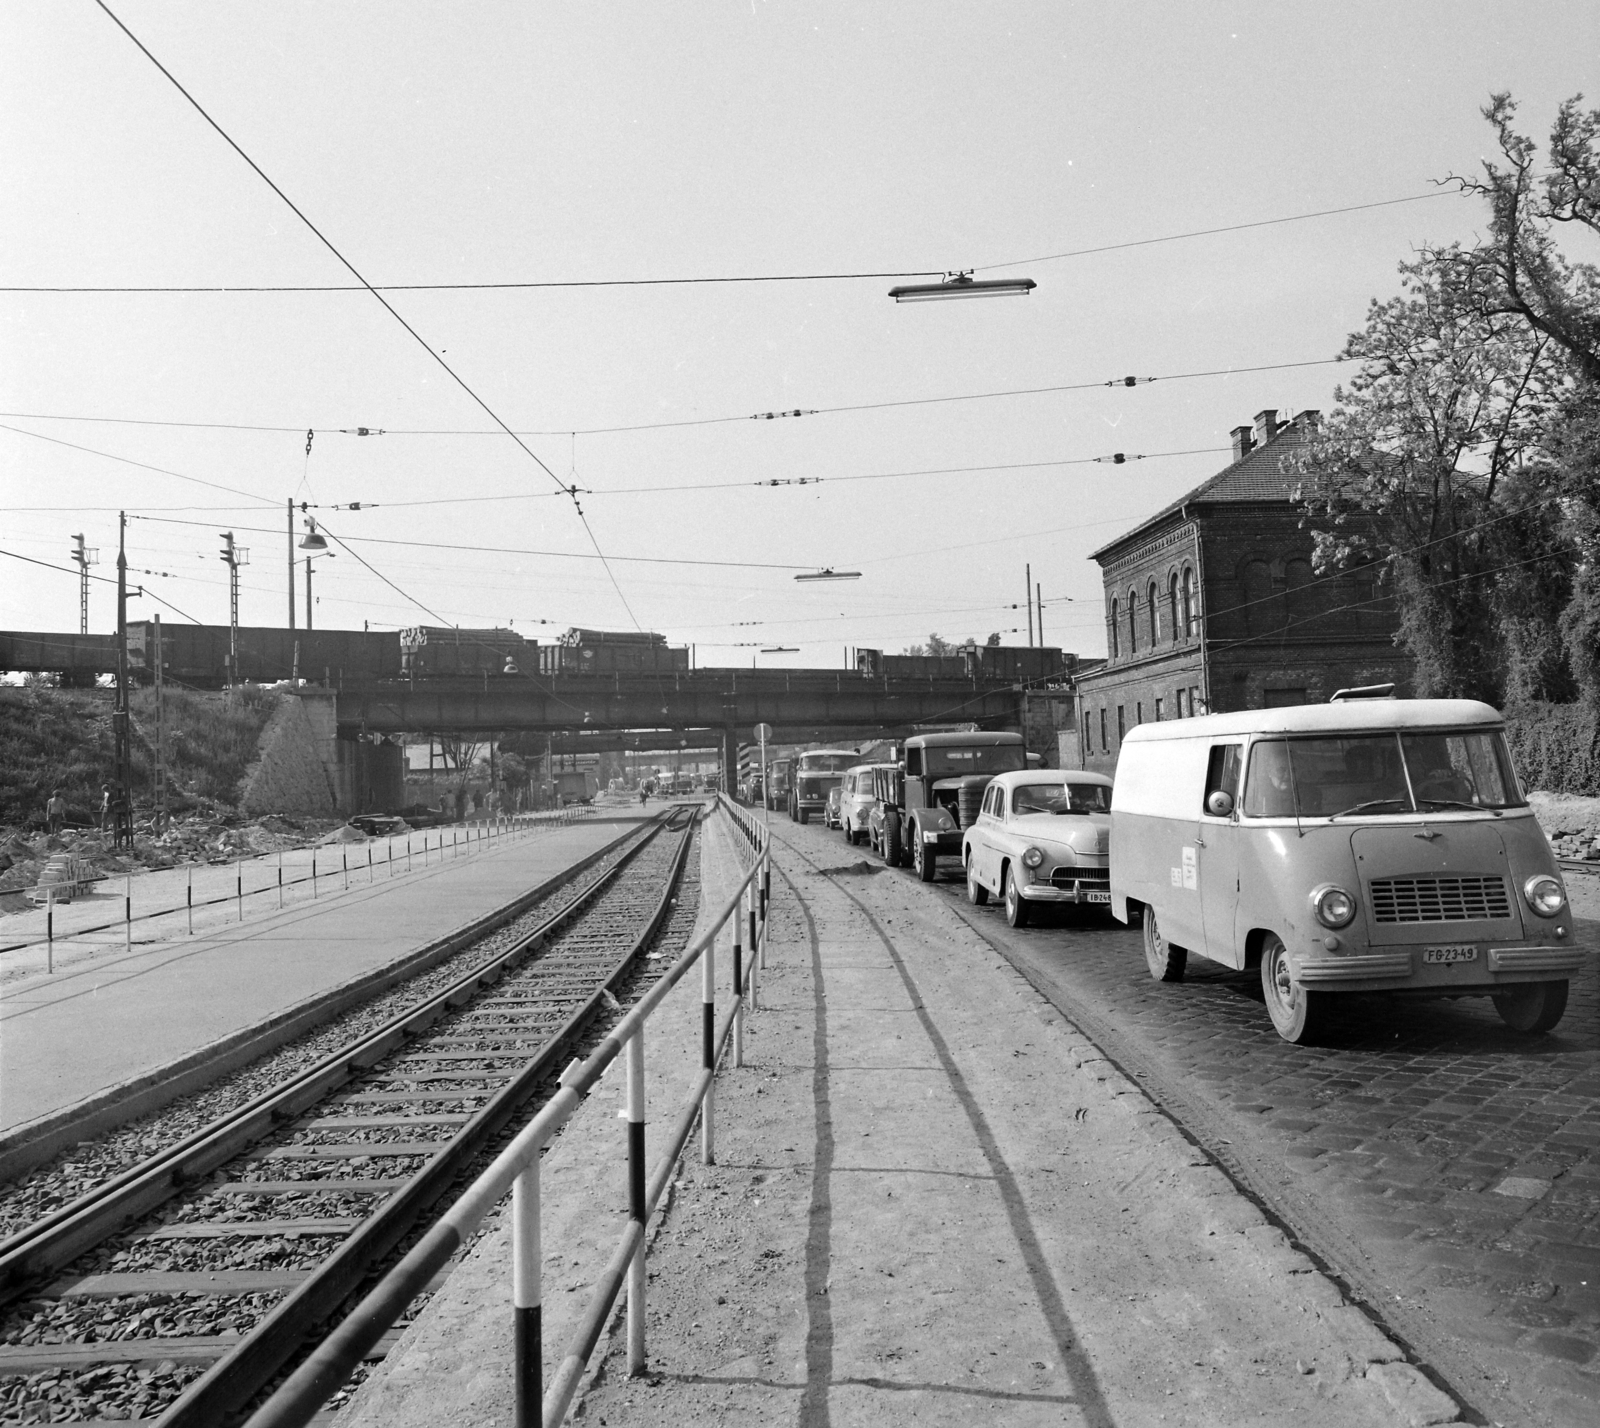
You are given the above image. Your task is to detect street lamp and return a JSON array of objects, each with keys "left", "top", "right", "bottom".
[
  {"left": 794, "top": 568, "right": 861, "bottom": 582},
  {"left": 888, "top": 271, "right": 1036, "bottom": 302}
]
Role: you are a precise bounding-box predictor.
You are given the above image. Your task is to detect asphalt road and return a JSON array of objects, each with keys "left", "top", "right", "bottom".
[{"left": 783, "top": 815, "right": 1600, "bottom": 1428}]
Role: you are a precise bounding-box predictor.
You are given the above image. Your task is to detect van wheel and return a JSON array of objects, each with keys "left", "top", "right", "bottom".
[
  {"left": 1142, "top": 908, "right": 1186, "bottom": 982},
  {"left": 966, "top": 858, "right": 989, "bottom": 905},
  {"left": 914, "top": 829, "right": 937, "bottom": 882},
  {"left": 1003, "top": 866, "right": 1030, "bottom": 927},
  {"left": 1261, "top": 934, "right": 1327, "bottom": 1043},
  {"left": 1493, "top": 980, "right": 1568, "bottom": 1033}
]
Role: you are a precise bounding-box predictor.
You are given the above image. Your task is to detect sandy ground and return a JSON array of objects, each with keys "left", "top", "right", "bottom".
[{"left": 348, "top": 808, "right": 1466, "bottom": 1428}]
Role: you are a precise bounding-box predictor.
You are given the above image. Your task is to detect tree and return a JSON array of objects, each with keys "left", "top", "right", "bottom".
[
  {"left": 899, "top": 634, "right": 962, "bottom": 656},
  {"left": 1446, "top": 94, "right": 1600, "bottom": 383},
  {"left": 1296, "top": 248, "right": 1572, "bottom": 703}
]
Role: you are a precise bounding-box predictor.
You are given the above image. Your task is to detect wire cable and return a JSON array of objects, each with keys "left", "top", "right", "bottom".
[{"left": 0, "top": 422, "right": 280, "bottom": 504}]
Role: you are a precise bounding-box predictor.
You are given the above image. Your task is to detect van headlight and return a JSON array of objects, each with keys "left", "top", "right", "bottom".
[
  {"left": 1311, "top": 885, "right": 1356, "bottom": 929},
  {"left": 1524, "top": 874, "right": 1566, "bottom": 917},
  {"left": 1021, "top": 846, "right": 1045, "bottom": 869}
]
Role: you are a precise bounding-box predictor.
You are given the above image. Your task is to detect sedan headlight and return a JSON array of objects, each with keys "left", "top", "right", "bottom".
[
  {"left": 1021, "top": 846, "right": 1045, "bottom": 869},
  {"left": 1524, "top": 874, "right": 1566, "bottom": 917},
  {"left": 1311, "top": 884, "right": 1356, "bottom": 929}
]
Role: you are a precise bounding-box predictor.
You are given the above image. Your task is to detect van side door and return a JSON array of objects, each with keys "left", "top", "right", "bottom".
[{"left": 1199, "top": 742, "right": 1245, "bottom": 967}]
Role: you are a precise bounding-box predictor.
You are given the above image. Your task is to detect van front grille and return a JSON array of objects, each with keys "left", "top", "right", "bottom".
[{"left": 1368, "top": 875, "right": 1512, "bottom": 924}]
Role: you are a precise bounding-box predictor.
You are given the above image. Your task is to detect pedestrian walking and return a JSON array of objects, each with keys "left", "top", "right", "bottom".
[
  {"left": 45, "top": 788, "right": 66, "bottom": 835},
  {"left": 99, "top": 784, "right": 112, "bottom": 833}
]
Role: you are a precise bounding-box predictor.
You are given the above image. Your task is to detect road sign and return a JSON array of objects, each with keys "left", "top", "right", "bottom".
[{"left": 753, "top": 723, "right": 773, "bottom": 741}]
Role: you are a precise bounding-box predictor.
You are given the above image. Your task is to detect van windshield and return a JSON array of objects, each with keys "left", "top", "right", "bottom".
[
  {"left": 800, "top": 753, "right": 856, "bottom": 773},
  {"left": 1241, "top": 730, "right": 1523, "bottom": 818}
]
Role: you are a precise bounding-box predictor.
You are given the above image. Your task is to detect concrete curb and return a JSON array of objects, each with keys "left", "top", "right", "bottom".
[{"left": 0, "top": 822, "right": 644, "bottom": 1184}]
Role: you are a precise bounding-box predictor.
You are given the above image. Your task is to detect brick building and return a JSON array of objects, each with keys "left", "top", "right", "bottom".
[{"left": 1072, "top": 408, "right": 1410, "bottom": 774}]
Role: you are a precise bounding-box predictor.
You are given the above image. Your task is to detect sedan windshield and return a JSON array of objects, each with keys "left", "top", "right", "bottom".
[
  {"left": 1011, "top": 782, "right": 1112, "bottom": 815},
  {"left": 1241, "top": 730, "right": 1523, "bottom": 818}
]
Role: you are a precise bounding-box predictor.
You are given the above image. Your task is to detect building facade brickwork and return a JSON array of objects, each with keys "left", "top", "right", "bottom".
[{"left": 1074, "top": 408, "right": 1411, "bottom": 775}]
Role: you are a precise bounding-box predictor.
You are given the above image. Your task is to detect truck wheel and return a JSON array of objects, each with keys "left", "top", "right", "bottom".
[
  {"left": 1142, "top": 908, "right": 1187, "bottom": 982},
  {"left": 1261, "top": 934, "right": 1327, "bottom": 1044},
  {"left": 882, "top": 816, "right": 901, "bottom": 867},
  {"left": 966, "top": 857, "right": 989, "bottom": 905},
  {"left": 914, "top": 828, "right": 937, "bottom": 882},
  {"left": 1492, "top": 980, "right": 1568, "bottom": 1033},
  {"left": 799, "top": 807, "right": 810, "bottom": 825},
  {"left": 1003, "top": 866, "right": 1030, "bottom": 927}
]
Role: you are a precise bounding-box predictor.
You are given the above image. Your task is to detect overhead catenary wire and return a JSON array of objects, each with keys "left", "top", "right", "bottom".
[{"left": 0, "top": 356, "right": 1348, "bottom": 442}]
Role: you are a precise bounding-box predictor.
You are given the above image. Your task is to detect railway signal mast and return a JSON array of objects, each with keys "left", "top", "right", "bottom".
[
  {"left": 219, "top": 531, "right": 248, "bottom": 684},
  {"left": 71, "top": 534, "right": 98, "bottom": 636}
]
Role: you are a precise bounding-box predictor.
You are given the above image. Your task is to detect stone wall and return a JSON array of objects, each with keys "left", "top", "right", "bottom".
[{"left": 238, "top": 692, "right": 337, "bottom": 816}]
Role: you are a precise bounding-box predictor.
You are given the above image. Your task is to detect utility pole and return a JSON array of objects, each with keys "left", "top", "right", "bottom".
[
  {"left": 1026, "top": 563, "right": 1034, "bottom": 646},
  {"left": 1037, "top": 582, "right": 1044, "bottom": 646},
  {"left": 71, "top": 534, "right": 97, "bottom": 636},
  {"left": 114, "top": 513, "right": 132, "bottom": 850},
  {"left": 287, "top": 498, "right": 296, "bottom": 630},
  {"left": 152, "top": 613, "right": 167, "bottom": 833},
  {"left": 219, "top": 531, "right": 248, "bottom": 683}
]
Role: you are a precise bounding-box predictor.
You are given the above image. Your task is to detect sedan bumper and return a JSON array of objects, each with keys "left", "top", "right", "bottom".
[{"left": 1019, "top": 881, "right": 1112, "bottom": 905}]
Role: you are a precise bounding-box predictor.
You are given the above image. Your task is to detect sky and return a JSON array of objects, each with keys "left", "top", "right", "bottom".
[{"left": 3, "top": 0, "right": 1597, "bottom": 669}]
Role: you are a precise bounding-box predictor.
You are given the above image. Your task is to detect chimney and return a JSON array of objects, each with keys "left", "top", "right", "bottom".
[
  {"left": 1294, "top": 408, "right": 1321, "bottom": 430},
  {"left": 1231, "top": 425, "right": 1255, "bottom": 461},
  {"left": 1253, "top": 408, "right": 1282, "bottom": 446}
]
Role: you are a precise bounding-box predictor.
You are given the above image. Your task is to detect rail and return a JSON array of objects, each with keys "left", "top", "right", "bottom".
[
  {"left": 0, "top": 808, "right": 595, "bottom": 969},
  {"left": 247, "top": 796, "right": 772, "bottom": 1428}
]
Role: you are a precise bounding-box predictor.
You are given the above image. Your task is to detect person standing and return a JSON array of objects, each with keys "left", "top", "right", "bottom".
[
  {"left": 46, "top": 788, "right": 67, "bottom": 835},
  {"left": 99, "top": 784, "right": 112, "bottom": 833}
]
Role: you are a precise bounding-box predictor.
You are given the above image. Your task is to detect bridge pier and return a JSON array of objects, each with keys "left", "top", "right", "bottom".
[{"left": 720, "top": 726, "right": 739, "bottom": 794}]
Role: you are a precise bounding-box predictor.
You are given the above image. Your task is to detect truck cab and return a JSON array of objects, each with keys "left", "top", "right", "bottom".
[
  {"left": 790, "top": 749, "right": 860, "bottom": 824},
  {"left": 882, "top": 732, "right": 1028, "bottom": 881}
]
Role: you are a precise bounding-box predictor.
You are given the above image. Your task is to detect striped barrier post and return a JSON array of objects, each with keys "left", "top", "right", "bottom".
[
  {"left": 124, "top": 874, "right": 132, "bottom": 953},
  {"left": 626, "top": 1027, "right": 648, "bottom": 1376},
  {"left": 512, "top": 1160, "right": 541, "bottom": 1428},
  {"left": 702, "top": 919, "right": 717, "bottom": 1164},
  {"left": 237, "top": 868, "right": 243, "bottom": 923},
  {"left": 747, "top": 884, "right": 759, "bottom": 1009},
  {"left": 342, "top": 849, "right": 349, "bottom": 890},
  {"left": 278, "top": 852, "right": 284, "bottom": 910},
  {"left": 188, "top": 867, "right": 194, "bottom": 933},
  {"left": 45, "top": 890, "right": 53, "bottom": 974},
  {"left": 367, "top": 845, "right": 374, "bottom": 882},
  {"left": 731, "top": 890, "right": 745, "bottom": 1069}
]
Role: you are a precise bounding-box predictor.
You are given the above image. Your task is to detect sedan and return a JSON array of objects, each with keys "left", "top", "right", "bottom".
[{"left": 960, "top": 770, "right": 1113, "bottom": 928}]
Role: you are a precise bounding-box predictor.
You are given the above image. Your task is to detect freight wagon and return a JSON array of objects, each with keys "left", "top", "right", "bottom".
[
  {"left": 857, "top": 646, "right": 1072, "bottom": 684},
  {"left": 399, "top": 626, "right": 529, "bottom": 677},
  {"left": 537, "top": 642, "right": 690, "bottom": 676},
  {"left": 558, "top": 627, "right": 667, "bottom": 647},
  {"left": 128, "top": 623, "right": 402, "bottom": 687}
]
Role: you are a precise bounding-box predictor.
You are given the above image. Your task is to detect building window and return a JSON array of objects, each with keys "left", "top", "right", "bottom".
[
  {"left": 1110, "top": 598, "right": 1120, "bottom": 658},
  {"left": 1147, "top": 580, "right": 1159, "bottom": 645},
  {"left": 1128, "top": 588, "right": 1139, "bottom": 654},
  {"left": 1181, "top": 567, "right": 1198, "bottom": 637},
  {"left": 1135, "top": 701, "right": 1144, "bottom": 726},
  {"left": 1154, "top": 695, "right": 1164, "bottom": 721},
  {"left": 1116, "top": 705, "right": 1126, "bottom": 744},
  {"left": 1190, "top": 684, "right": 1201, "bottom": 714},
  {"left": 1084, "top": 710, "right": 1092, "bottom": 756},
  {"left": 1168, "top": 572, "right": 1179, "bottom": 642},
  {"left": 1099, "top": 707, "right": 1107, "bottom": 753}
]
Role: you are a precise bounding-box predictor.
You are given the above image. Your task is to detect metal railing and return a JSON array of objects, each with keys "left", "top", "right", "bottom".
[
  {"left": 0, "top": 809, "right": 597, "bottom": 970},
  {"left": 245, "top": 796, "right": 772, "bottom": 1428}
]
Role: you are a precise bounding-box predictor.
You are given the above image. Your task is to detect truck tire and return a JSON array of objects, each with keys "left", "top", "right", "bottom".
[
  {"left": 1261, "top": 933, "right": 1327, "bottom": 1044},
  {"left": 1492, "top": 980, "right": 1568, "bottom": 1033},
  {"left": 913, "top": 826, "right": 937, "bottom": 882},
  {"left": 882, "top": 813, "right": 902, "bottom": 868},
  {"left": 799, "top": 807, "right": 810, "bottom": 825},
  {"left": 1142, "top": 908, "right": 1187, "bottom": 982}
]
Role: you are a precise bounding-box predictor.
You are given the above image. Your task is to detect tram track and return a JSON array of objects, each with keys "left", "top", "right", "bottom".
[{"left": 0, "top": 805, "right": 703, "bottom": 1426}]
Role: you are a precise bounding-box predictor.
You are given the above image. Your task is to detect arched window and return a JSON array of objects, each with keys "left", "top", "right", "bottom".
[
  {"left": 1110, "top": 597, "right": 1120, "bottom": 658},
  {"left": 1127, "top": 588, "right": 1139, "bottom": 654},
  {"left": 1147, "top": 580, "right": 1160, "bottom": 645},
  {"left": 1181, "top": 567, "right": 1198, "bottom": 637},
  {"left": 1285, "top": 556, "right": 1314, "bottom": 621},
  {"left": 1168, "top": 573, "right": 1179, "bottom": 642},
  {"left": 1241, "top": 558, "right": 1272, "bottom": 632}
]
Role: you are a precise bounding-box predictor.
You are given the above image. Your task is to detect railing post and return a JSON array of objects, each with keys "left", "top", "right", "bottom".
[
  {"left": 277, "top": 850, "right": 284, "bottom": 910},
  {"left": 46, "top": 889, "right": 54, "bottom": 974},
  {"left": 407, "top": 836, "right": 412, "bottom": 873},
  {"left": 343, "top": 848, "right": 349, "bottom": 889},
  {"left": 124, "top": 873, "right": 132, "bottom": 953},
  {"left": 237, "top": 867, "right": 243, "bottom": 923},
  {"left": 626, "top": 1027, "right": 647, "bottom": 1376},
  {"left": 702, "top": 925, "right": 717, "bottom": 1164},
  {"left": 187, "top": 866, "right": 194, "bottom": 934},
  {"left": 732, "top": 892, "right": 745, "bottom": 1069},
  {"left": 512, "top": 1159, "right": 542, "bottom": 1428},
  {"left": 747, "top": 885, "right": 759, "bottom": 1009},
  {"left": 312, "top": 850, "right": 318, "bottom": 899},
  {"left": 368, "top": 844, "right": 374, "bottom": 882}
]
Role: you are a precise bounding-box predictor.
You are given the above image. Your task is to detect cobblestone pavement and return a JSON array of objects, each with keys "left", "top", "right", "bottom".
[{"left": 884, "top": 849, "right": 1600, "bottom": 1428}]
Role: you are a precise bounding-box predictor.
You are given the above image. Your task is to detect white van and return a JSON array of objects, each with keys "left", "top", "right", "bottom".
[{"left": 1110, "top": 697, "right": 1581, "bottom": 1043}]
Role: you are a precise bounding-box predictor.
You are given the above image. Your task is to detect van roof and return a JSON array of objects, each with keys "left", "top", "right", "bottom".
[
  {"left": 1121, "top": 698, "right": 1502, "bottom": 743},
  {"left": 904, "top": 731, "right": 1024, "bottom": 748}
]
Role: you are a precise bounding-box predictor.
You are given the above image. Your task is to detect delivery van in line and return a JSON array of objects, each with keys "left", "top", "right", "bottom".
[{"left": 1109, "top": 692, "right": 1582, "bottom": 1043}]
